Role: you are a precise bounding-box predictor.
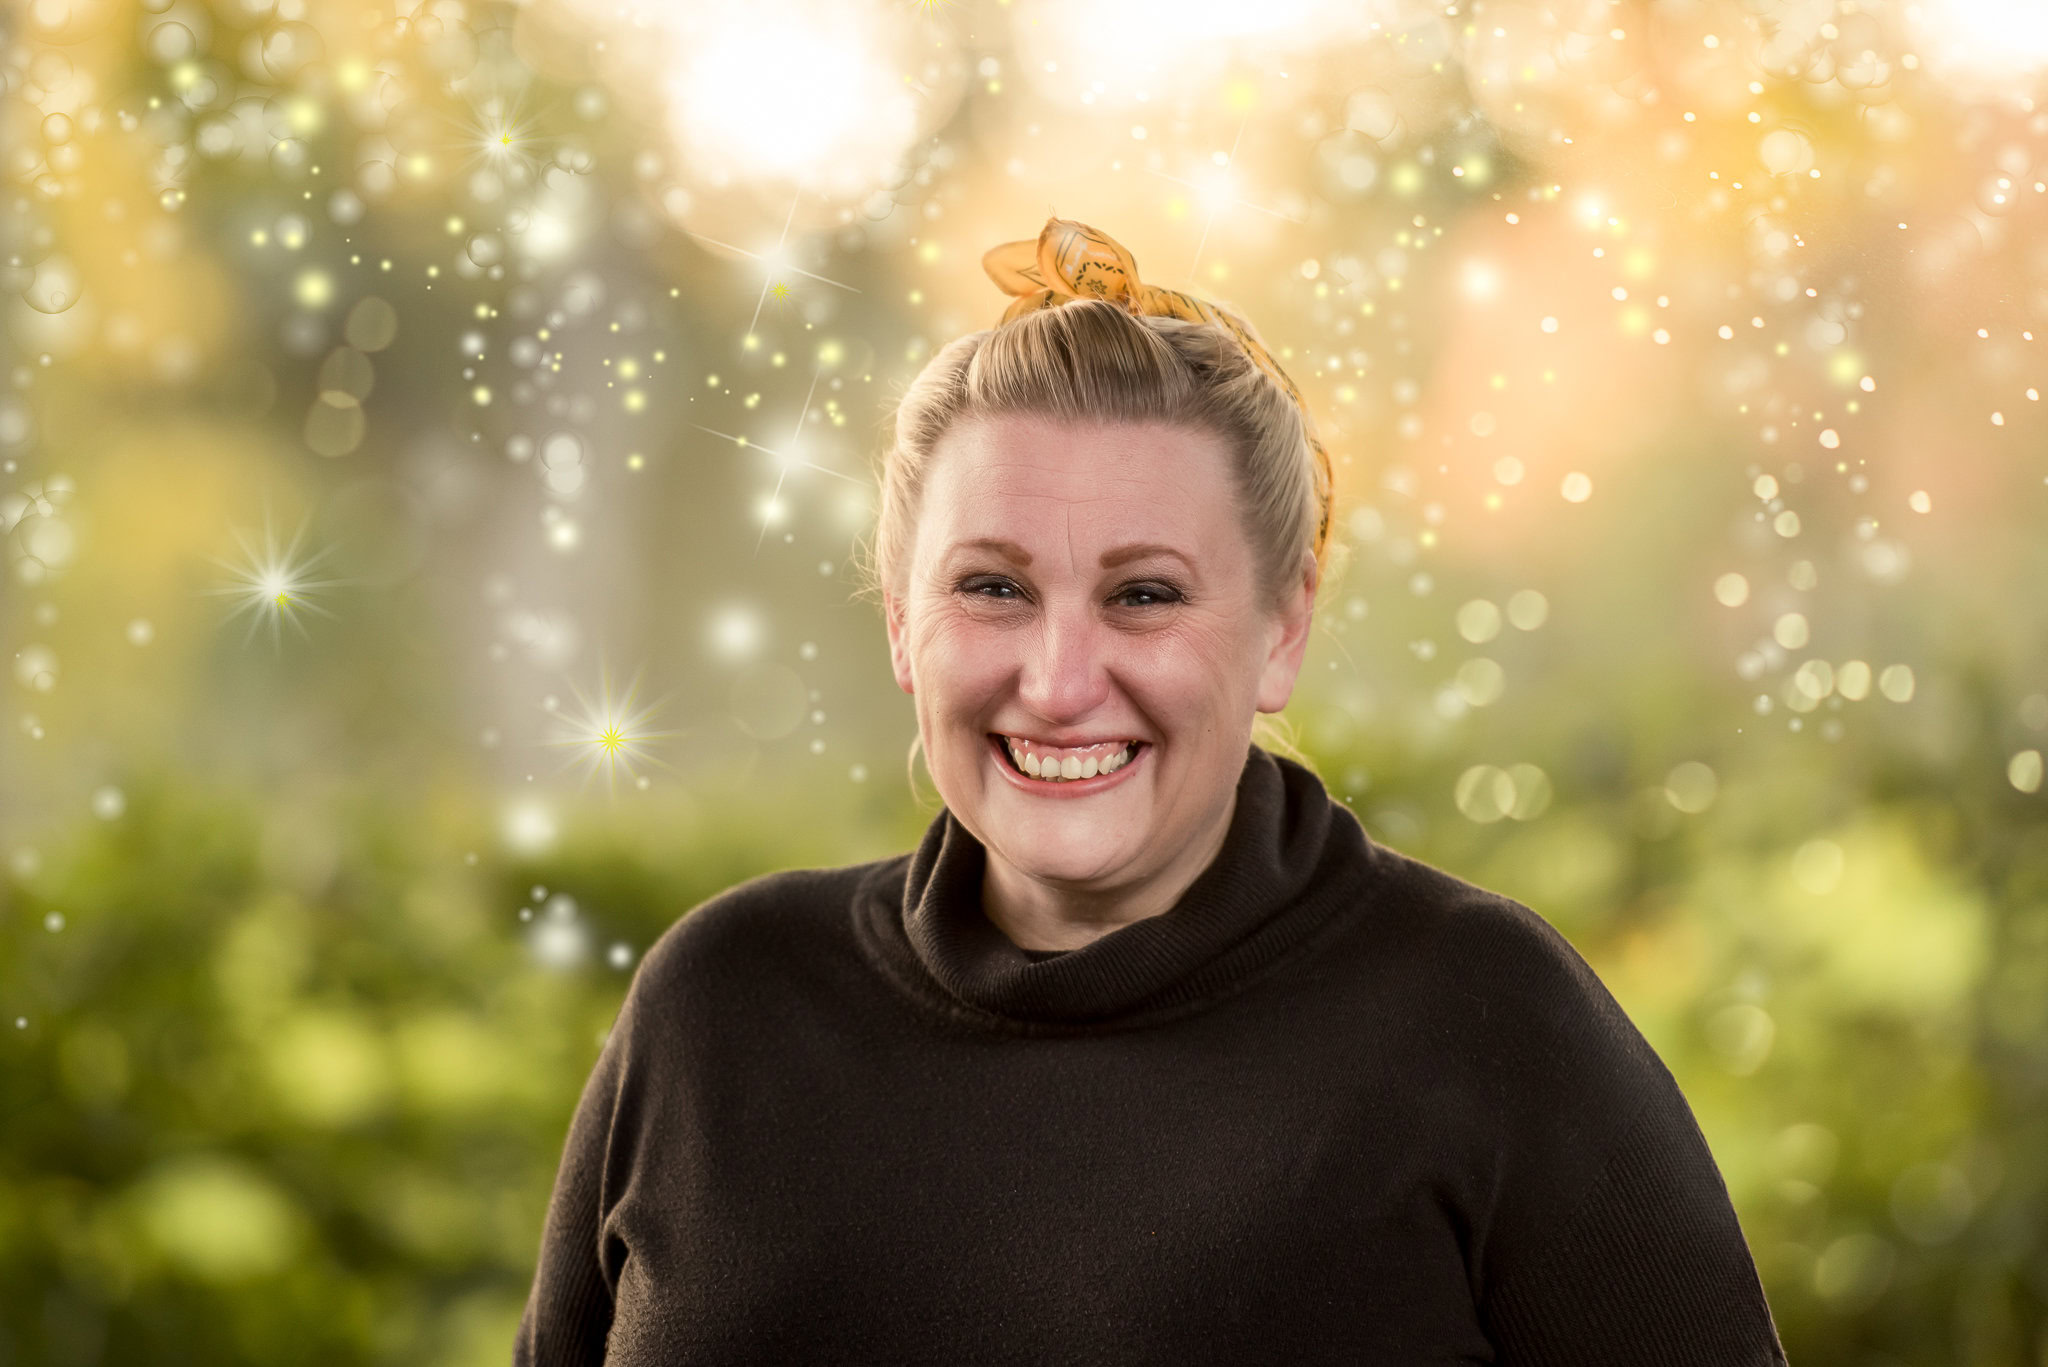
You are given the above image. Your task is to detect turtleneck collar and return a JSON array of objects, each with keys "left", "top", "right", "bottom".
[{"left": 853, "top": 743, "right": 1377, "bottom": 1031}]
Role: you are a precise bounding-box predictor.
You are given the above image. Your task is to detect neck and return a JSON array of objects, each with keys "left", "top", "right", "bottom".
[{"left": 979, "top": 789, "right": 1239, "bottom": 952}]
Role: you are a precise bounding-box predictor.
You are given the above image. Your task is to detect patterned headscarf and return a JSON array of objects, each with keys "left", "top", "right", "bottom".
[{"left": 981, "top": 216, "right": 1333, "bottom": 561}]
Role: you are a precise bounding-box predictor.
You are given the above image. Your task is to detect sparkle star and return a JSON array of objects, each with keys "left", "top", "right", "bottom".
[
  {"left": 689, "top": 362, "right": 868, "bottom": 558},
  {"left": 541, "top": 657, "right": 686, "bottom": 797},
  {"left": 200, "top": 513, "right": 350, "bottom": 651},
  {"left": 456, "top": 92, "right": 548, "bottom": 179},
  {"left": 1147, "top": 107, "right": 1305, "bottom": 280},
  {"left": 679, "top": 191, "right": 862, "bottom": 350}
]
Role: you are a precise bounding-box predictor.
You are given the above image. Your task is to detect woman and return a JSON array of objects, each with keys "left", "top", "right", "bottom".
[{"left": 514, "top": 219, "right": 1790, "bottom": 1365}]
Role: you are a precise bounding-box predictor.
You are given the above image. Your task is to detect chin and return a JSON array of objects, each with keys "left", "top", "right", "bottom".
[{"left": 994, "top": 830, "right": 1137, "bottom": 886}]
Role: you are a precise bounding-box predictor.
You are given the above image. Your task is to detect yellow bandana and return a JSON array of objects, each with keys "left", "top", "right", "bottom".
[{"left": 981, "top": 216, "right": 1333, "bottom": 561}]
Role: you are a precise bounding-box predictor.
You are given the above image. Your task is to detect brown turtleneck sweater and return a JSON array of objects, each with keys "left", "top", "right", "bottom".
[{"left": 514, "top": 744, "right": 1789, "bottom": 1365}]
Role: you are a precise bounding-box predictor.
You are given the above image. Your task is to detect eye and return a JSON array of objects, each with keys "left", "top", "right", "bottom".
[
  {"left": 1115, "top": 582, "right": 1183, "bottom": 608},
  {"left": 955, "top": 576, "right": 1182, "bottom": 608},
  {"left": 959, "top": 576, "right": 1022, "bottom": 601}
]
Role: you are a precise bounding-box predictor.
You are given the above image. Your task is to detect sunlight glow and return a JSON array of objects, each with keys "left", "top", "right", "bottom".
[
  {"left": 1915, "top": 0, "right": 2048, "bottom": 79},
  {"left": 665, "top": 3, "right": 917, "bottom": 184}
]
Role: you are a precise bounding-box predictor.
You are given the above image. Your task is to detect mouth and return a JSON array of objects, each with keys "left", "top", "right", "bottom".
[{"left": 987, "top": 733, "right": 1147, "bottom": 788}]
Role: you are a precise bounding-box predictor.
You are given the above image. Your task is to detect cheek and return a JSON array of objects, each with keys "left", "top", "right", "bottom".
[
  {"left": 910, "top": 610, "right": 1013, "bottom": 699},
  {"left": 1113, "top": 621, "right": 1267, "bottom": 723}
]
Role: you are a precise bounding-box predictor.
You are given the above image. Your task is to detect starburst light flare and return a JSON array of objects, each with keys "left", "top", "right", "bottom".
[
  {"left": 198, "top": 516, "right": 352, "bottom": 651},
  {"left": 457, "top": 92, "right": 550, "bottom": 178},
  {"left": 679, "top": 192, "right": 864, "bottom": 350},
  {"left": 685, "top": 361, "right": 867, "bottom": 557},
  {"left": 540, "top": 657, "right": 686, "bottom": 797}
]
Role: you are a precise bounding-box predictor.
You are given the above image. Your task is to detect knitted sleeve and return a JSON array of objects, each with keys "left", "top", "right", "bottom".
[
  {"left": 1479, "top": 1078, "right": 1790, "bottom": 1366},
  {"left": 512, "top": 993, "right": 639, "bottom": 1367}
]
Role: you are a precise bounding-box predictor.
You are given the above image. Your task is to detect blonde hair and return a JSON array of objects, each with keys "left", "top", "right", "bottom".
[{"left": 849, "top": 297, "right": 1349, "bottom": 804}]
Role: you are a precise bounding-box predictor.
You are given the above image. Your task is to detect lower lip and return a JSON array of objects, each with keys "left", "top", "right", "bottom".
[{"left": 987, "top": 734, "right": 1147, "bottom": 797}]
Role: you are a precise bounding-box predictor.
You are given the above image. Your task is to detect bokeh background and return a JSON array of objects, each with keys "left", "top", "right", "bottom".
[{"left": 4, "top": 0, "right": 2048, "bottom": 1361}]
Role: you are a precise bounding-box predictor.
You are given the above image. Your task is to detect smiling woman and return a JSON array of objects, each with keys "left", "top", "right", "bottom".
[
  {"left": 881, "top": 409, "right": 1320, "bottom": 953},
  {"left": 513, "top": 220, "right": 1790, "bottom": 1366}
]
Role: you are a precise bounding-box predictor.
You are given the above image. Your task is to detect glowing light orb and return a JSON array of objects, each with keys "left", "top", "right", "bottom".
[
  {"left": 521, "top": 208, "right": 576, "bottom": 261},
  {"left": 709, "top": 605, "right": 763, "bottom": 660},
  {"left": 1012, "top": 0, "right": 1330, "bottom": 107},
  {"left": 661, "top": 0, "right": 921, "bottom": 190},
  {"left": 1196, "top": 168, "right": 1240, "bottom": 214},
  {"left": 293, "top": 270, "right": 332, "bottom": 309},
  {"left": 1914, "top": 0, "right": 2048, "bottom": 80},
  {"left": 502, "top": 798, "right": 558, "bottom": 855}
]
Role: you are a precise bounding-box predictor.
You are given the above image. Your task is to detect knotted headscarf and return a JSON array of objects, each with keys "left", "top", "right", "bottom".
[{"left": 981, "top": 216, "right": 1333, "bottom": 562}]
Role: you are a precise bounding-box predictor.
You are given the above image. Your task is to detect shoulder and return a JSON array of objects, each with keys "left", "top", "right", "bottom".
[
  {"left": 1356, "top": 846, "right": 1706, "bottom": 1240},
  {"left": 622, "top": 851, "right": 910, "bottom": 1011},
  {"left": 1364, "top": 841, "right": 1600, "bottom": 985},
  {"left": 1358, "top": 842, "right": 1662, "bottom": 1090}
]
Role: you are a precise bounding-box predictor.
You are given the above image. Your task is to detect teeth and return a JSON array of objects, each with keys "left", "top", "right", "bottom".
[{"left": 1003, "top": 737, "right": 1137, "bottom": 783}]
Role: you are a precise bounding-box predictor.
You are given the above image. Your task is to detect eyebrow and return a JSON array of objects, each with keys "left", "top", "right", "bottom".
[{"left": 946, "top": 538, "right": 1196, "bottom": 571}]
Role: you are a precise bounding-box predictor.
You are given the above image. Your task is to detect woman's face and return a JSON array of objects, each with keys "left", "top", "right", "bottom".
[{"left": 884, "top": 412, "right": 1316, "bottom": 896}]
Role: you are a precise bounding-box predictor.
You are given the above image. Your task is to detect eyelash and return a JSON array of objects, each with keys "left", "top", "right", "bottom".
[{"left": 959, "top": 576, "right": 1183, "bottom": 608}]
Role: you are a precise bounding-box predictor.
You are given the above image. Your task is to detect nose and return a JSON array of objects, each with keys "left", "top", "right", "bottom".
[{"left": 1016, "top": 596, "right": 1115, "bottom": 723}]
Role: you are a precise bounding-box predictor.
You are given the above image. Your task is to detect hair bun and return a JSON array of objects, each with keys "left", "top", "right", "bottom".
[{"left": 981, "top": 216, "right": 1333, "bottom": 560}]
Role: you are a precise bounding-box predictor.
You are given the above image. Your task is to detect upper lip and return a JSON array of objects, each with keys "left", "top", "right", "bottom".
[{"left": 991, "top": 732, "right": 1145, "bottom": 748}]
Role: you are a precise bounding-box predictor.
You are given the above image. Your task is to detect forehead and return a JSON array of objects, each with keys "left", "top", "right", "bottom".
[{"left": 922, "top": 414, "right": 1236, "bottom": 536}]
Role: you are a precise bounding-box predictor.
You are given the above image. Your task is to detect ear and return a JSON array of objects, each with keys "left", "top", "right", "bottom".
[
  {"left": 883, "top": 589, "right": 915, "bottom": 695},
  {"left": 1253, "top": 553, "right": 1318, "bottom": 715}
]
